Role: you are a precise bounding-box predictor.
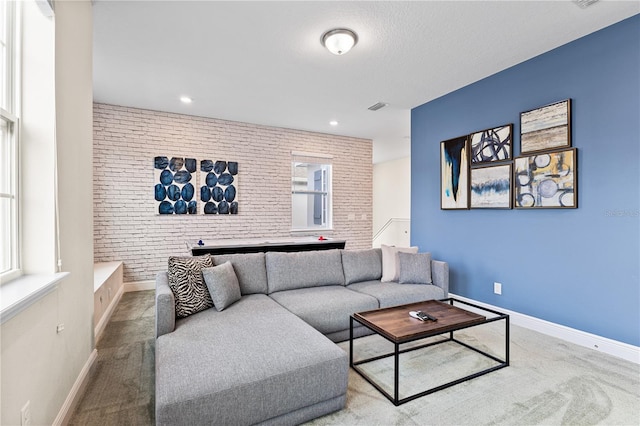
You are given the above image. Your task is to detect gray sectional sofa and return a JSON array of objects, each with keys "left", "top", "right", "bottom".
[{"left": 155, "top": 248, "right": 448, "bottom": 426}]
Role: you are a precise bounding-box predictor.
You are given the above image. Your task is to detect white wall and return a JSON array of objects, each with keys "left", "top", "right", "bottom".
[
  {"left": 20, "top": 0, "right": 56, "bottom": 274},
  {"left": 0, "top": 1, "right": 94, "bottom": 424},
  {"left": 93, "top": 104, "right": 374, "bottom": 283},
  {"left": 373, "top": 156, "right": 411, "bottom": 246}
]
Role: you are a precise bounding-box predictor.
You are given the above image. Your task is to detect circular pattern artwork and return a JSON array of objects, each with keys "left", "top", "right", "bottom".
[
  {"left": 154, "top": 156, "right": 238, "bottom": 215},
  {"left": 200, "top": 159, "right": 239, "bottom": 215},
  {"left": 154, "top": 156, "right": 198, "bottom": 215}
]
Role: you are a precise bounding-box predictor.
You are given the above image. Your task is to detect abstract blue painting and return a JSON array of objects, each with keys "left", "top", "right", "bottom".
[
  {"left": 470, "top": 164, "right": 512, "bottom": 209},
  {"left": 469, "top": 124, "right": 512, "bottom": 164},
  {"left": 514, "top": 148, "right": 577, "bottom": 208},
  {"left": 440, "top": 136, "right": 469, "bottom": 210},
  {"left": 200, "top": 159, "right": 239, "bottom": 215},
  {"left": 154, "top": 156, "right": 197, "bottom": 215}
]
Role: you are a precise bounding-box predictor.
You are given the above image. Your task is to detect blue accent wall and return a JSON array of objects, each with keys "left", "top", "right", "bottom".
[{"left": 411, "top": 15, "right": 639, "bottom": 346}]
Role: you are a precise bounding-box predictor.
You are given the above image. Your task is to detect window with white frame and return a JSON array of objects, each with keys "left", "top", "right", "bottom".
[
  {"left": 0, "top": 0, "right": 19, "bottom": 277},
  {"left": 291, "top": 153, "right": 332, "bottom": 231}
]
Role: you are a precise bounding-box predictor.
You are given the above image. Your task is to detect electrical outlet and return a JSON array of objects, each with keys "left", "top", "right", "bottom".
[
  {"left": 21, "top": 401, "right": 31, "bottom": 426},
  {"left": 494, "top": 282, "right": 502, "bottom": 295}
]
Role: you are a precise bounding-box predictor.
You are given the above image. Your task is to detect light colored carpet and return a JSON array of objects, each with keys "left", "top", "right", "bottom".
[
  {"left": 68, "top": 291, "right": 156, "bottom": 425},
  {"left": 68, "top": 291, "right": 640, "bottom": 426},
  {"left": 307, "top": 320, "right": 640, "bottom": 426}
]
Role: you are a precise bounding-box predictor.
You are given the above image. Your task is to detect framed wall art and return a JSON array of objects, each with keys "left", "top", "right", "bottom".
[
  {"left": 520, "top": 99, "right": 571, "bottom": 154},
  {"left": 200, "top": 160, "right": 239, "bottom": 214},
  {"left": 469, "top": 124, "right": 512, "bottom": 164},
  {"left": 470, "top": 164, "right": 512, "bottom": 209},
  {"left": 440, "top": 136, "right": 470, "bottom": 210},
  {"left": 154, "top": 156, "right": 197, "bottom": 215},
  {"left": 514, "top": 148, "right": 577, "bottom": 209}
]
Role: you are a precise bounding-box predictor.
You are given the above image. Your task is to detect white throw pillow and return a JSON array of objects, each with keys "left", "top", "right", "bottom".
[{"left": 381, "top": 244, "right": 418, "bottom": 282}]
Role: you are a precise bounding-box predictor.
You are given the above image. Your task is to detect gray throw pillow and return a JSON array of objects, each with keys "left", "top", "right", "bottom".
[
  {"left": 398, "top": 252, "right": 432, "bottom": 284},
  {"left": 202, "top": 261, "right": 242, "bottom": 311},
  {"left": 381, "top": 244, "right": 419, "bottom": 282},
  {"left": 168, "top": 255, "right": 214, "bottom": 318}
]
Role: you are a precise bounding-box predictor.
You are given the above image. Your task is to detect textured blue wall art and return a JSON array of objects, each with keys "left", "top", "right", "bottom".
[
  {"left": 200, "top": 160, "right": 239, "bottom": 214},
  {"left": 411, "top": 16, "right": 639, "bottom": 346},
  {"left": 154, "top": 156, "right": 197, "bottom": 215},
  {"left": 470, "top": 164, "right": 512, "bottom": 209},
  {"left": 469, "top": 124, "right": 512, "bottom": 164},
  {"left": 440, "top": 136, "right": 469, "bottom": 210}
]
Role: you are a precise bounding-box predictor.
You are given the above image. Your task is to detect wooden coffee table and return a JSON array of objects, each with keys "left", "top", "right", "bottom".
[{"left": 350, "top": 298, "right": 509, "bottom": 405}]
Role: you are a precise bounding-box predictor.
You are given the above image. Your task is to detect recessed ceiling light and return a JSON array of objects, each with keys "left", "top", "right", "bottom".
[
  {"left": 321, "top": 29, "right": 358, "bottom": 55},
  {"left": 329, "top": 120, "right": 339, "bottom": 126},
  {"left": 180, "top": 96, "right": 193, "bottom": 104}
]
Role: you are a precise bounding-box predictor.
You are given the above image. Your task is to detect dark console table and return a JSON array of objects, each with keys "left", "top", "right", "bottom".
[{"left": 191, "top": 238, "right": 346, "bottom": 256}]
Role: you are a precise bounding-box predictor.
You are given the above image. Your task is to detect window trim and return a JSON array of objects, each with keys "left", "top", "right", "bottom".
[
  {"left": 291, "top": 154, "right": 333, "bottom": 232},
  {"left": 0, "top": 0, "right": 21, "bottom": 281}
]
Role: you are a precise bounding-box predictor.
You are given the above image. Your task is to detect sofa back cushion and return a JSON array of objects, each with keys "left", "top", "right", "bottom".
[
  {"left": 266, "top": 249, "right": 345, "bottom": 293},
  {"left": 211, "top": 252, "right": 268, "bottom": 295},
  {"left": 341, "top": 248, "right": 382, "bottom": 284}
]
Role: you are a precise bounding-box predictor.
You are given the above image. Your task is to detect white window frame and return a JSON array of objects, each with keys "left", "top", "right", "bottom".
[
  {"left": 1, "top": 0, "right": 21, "bottom": 281},
  {"left": 291, "top": 152, "right": 333, "bottom": 232}
]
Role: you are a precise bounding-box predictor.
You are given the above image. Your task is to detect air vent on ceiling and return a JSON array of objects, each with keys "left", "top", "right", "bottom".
[
  {"left": 368, "top": 102, "right": 388, "bottom": 111},
  {"left": 573, "top": 0, "right": 599, "bottom": 8},
  {"left": 35, "top": 0, "right": 55, "bottom": 17}
]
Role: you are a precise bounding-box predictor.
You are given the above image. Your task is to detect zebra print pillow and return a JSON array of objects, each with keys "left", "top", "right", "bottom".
[{"left": 168, "top": 255, "right": 214, "bottom": 318}]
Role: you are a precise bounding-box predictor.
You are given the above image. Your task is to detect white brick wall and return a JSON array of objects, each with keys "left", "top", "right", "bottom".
[{"left": 93, "top": 103, "right": 373, "bottom": 283}]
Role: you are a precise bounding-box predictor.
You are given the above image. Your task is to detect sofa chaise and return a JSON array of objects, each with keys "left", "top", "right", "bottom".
[{"left": 155, "top": 247, "right": 448, "bottom": 425}]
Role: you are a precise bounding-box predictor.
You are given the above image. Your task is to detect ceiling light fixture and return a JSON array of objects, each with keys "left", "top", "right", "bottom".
[
  {"left": 321, "top": 28, "right": 358, "bottom": 55},
  {"left": 329, "top": 120, "right": 339, "bottom": 126},
  {"left": 180, "top": 96, "right": 193, "bottom": 104}
]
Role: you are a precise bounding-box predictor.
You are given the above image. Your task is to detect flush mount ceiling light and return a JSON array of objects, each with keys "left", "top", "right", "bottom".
[
  {"left": 180, "top": 96, "right": 193, "bottom": 104},
  {"left": 329, "top": 120, "right": 339, "bottom": 126},
  {"left": 321, "top": 28, "right": 358, "bottom": 55}
]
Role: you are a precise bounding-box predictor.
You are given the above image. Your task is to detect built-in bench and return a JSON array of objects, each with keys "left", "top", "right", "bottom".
[{"left": 93, "top": 261, "right": 123, "bottom": 341}]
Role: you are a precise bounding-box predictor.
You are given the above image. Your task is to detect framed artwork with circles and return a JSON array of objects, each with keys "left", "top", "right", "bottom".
[{"left": 514, "top": 148, "right": 577, "bottom": 209}]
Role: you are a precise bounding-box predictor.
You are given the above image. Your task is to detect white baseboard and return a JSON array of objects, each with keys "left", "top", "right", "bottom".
[
  {"left": 450, "top": 293, "right": 640, "bottom": 365},
  {"left": 53, "top": 348, "right": 98, "bottom": 426},
  {"left": 124, "top": 280, "right": 155, "bottom": 292},
  {"left": 94, "top": 284, "right": 124, "bottom": 343}
]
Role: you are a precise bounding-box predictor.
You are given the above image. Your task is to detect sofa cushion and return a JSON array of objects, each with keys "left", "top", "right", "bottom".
[
  {"left": 212, "top": 252, "right": 268, "bottom": 295},
  {"left": 341, "top": 248, "right": 382, "bottom": 284},
  {"left": 156, "top": 294, "right": 348, "bottom": 426},
  {"left": 202, "top": 262, "right": 242, "bottom": 311},
  {"left": 266, "top": 250, "right": 345, "bottom": 293},
  {"left": 381, "top": 244, "right": 418, "bottom": 282},
  {"left": 167, "top": 255, "right": 214, "bottom": 318},
  {"left": 270, "top": 286, "right": 379, "bottom": 335},
  {"left": 398, "top": 252, "right": 432, "bottom": 284},
  {"left": 348, "top": 280, "right": 445, "bottom": 308}
]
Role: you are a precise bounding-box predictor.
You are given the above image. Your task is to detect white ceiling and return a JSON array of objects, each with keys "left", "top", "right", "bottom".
[{"left": 92, "top": 1, "right": 639, "bottom": 163}]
